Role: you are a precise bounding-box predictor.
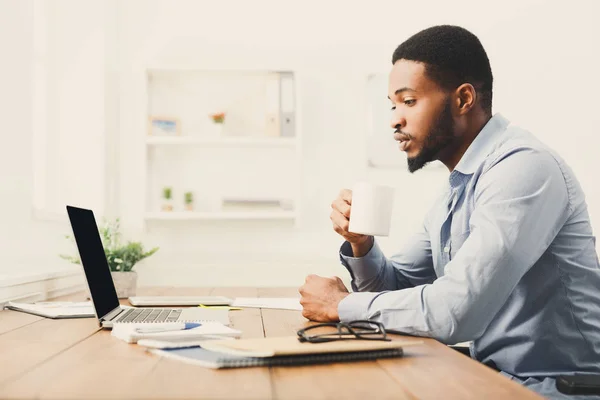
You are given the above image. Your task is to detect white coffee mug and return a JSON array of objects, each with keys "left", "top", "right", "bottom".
[{"left": 348, "top": 182, "right": 395, "bottom": 236}]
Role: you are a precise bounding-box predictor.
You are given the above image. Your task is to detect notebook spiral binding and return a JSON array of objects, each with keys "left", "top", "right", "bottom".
[{"left": 152, "top": 347, "right": 404, "bottom": 369}]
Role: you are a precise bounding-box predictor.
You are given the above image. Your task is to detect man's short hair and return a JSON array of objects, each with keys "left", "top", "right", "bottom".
[{"left": 392, "top": 25, "right": 493, "bottom": 114}]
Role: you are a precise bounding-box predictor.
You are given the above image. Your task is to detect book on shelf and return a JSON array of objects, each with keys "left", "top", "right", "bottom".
[
  {"left": 265, "top": 72, "right": 280, "bottom": 138},
  {"left": 279, "top": 72, "right": 295, "bottom": 138}
]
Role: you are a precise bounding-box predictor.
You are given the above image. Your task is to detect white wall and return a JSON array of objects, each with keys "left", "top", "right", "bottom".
[
  {"left": 0, "top": 0, "right": 67, "bottom": 279},
  {"left": 0, "top": 0, "right": 110, "bottom": 281},
  {"left": 2, "top": 0, "right": 599, "bottom": 288},
  {"left": 41, "top": 0, "right": 107, "bottom": 217},
  {"left": 112, "top": 0, "right": 600, "bottom": 287}
]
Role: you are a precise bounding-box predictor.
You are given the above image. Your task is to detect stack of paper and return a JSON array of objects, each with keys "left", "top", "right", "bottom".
[
  {"left": 231, "top": 298, "right": 302, "bottom": 311},
  {"left": 111, "top": 322, "right": 242, "bottom": 344}
]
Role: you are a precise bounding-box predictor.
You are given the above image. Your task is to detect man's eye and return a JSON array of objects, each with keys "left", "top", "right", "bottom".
[{"left": 404, "top": 99, "right": 416, "bottom": 106}]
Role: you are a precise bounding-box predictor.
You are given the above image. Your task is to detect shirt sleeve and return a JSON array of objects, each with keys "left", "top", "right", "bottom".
[
  {"left": 338, "top": 148, "right": 570, "bottom": 344},
  {"left": 338, "top": 220, "right": 437, "bottom": 293}
]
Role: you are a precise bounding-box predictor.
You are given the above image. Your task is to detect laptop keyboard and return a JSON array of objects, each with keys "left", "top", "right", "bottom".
[{"left": 117, "top": 308, "right": 182, "bottom": 323}]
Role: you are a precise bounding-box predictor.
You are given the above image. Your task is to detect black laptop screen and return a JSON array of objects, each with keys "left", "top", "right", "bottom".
[{"left": 66, "top": 205, "right": 120, "bottom": 320}]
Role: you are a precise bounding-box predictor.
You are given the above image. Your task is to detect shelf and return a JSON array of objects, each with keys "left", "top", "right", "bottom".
[
  {"left": 146, "top": 136, "right": 298, "bottom": 148},
  {"left": 145, "top": 211, "right": 297, "bottom": 221},
  {"left": 143, "top": 69, "right": 301, "bottom": 230}
]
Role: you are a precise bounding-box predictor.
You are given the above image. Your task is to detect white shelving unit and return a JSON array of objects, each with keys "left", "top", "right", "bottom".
[{"left": 142, "top": 68, "right": 302, "bottom": 224}]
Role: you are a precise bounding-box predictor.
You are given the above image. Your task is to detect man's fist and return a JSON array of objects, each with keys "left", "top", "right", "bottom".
[{"left": 299, "top": 274, "right": 350, "bottom": 321}]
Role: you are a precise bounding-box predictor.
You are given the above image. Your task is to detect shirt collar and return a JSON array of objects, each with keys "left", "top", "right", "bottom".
[{"left": 453, "top": 113, "right": 510, "bottom": 176}]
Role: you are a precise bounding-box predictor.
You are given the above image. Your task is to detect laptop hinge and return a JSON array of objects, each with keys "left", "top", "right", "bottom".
[{"left": 100, "top": 306, "right": 124, "bottom": 323}]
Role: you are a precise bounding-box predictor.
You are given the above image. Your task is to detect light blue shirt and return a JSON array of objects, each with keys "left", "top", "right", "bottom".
[{"left": 338, "top": 114, "right": 600, "bottom": 399}]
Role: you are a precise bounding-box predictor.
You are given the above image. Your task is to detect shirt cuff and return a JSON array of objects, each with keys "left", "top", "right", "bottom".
[
  {"left": 337, "top": 292, "right": 380, "bottom": 322},
  {"left": 339, "top": 239, "right": 387, "bottom": 285}
]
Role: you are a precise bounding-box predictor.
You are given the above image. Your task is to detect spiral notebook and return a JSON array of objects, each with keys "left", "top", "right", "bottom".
[
  {"left": 199, "top": 335, "right": 421, "bottom": 357},
  {"left": 150, "top": 346, "right": 404, "bottom": 369}
]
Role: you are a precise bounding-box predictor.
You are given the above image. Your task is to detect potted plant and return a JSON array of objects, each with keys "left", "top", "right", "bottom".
[
  {"left": 162, "top": 186, "right": 173, "bottom": 211},
  {"left": 184, "top": 191, "right": 194, "bottom": 211},
  {"left": 60, "top": 218, "right": 159, "bottom": 298},
  {"left": 208, "top": 112, "right": 226, "bottom": 136}
]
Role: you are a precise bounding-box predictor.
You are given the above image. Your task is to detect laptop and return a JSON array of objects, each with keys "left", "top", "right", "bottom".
[{"left": 66, "top": 205, "right": 230, "bottom": 328}]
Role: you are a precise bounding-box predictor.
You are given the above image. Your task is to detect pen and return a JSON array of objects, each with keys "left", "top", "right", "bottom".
[
  {"left": 135, "top": 322, "right": 201, "bottom": 334},
  {"left": 137, "top": 335, "right": 235, "bottom": 349}
]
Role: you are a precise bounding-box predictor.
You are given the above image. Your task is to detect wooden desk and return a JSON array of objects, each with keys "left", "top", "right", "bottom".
[{"left": 0, "top": 287, "right": 542, "bottom": 399}]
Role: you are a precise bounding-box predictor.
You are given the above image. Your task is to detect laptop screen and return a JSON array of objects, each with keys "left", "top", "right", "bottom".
[{"left": 66, "top": 205, "right": 120, "bottom": 320}]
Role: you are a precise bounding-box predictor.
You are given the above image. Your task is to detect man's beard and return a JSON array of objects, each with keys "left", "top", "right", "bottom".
[{"left": 407, "top": 99, "right": 455, "bottom": 173}]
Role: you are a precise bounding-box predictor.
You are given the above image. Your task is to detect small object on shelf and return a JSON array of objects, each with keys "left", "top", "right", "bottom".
[
  {"left": 279, "top": 72, "right": 296, "bottom": 138},
  {"left": 220, "top": 197, "right": 294, "bottom": 212},
  {"left": 162, "top": 186, "right": 174, "bottom": 211},
  {"left": 209, "top": 112, "right": 225, "bottom": 124},
  {"left": 265, "top": 113, "right": 280, "bottom": 137},
  {"left": 148, "top": 116, "right": 180, "bottom": 136},
  {"left": 207, "top": 112, "right": 226, "bottom": 137},
  {"left": 265, "top": 73, "right": 281, "bottom": 137},
  {"left": 184, "top": 191, "right": 194, "bottom": 211}
]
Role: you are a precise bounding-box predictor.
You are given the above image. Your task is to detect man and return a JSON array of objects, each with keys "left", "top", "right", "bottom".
[{"left": 299, "top": 25, "right": 600, "bottom": 398}]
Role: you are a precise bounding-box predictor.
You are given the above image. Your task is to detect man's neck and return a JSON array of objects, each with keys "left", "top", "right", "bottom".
[{"left": 442, "top": 113, "right": 492, "bottom": 172}]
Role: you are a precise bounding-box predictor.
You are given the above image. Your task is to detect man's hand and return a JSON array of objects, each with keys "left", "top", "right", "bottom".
[
  {"left": 299, "top": 274, "right": 350, "bottom": 321},
  {"left": 331, "top": 189, "right": 374, "bottom": 257}
]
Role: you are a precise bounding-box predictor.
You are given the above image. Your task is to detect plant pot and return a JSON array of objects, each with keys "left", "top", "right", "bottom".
[
  {"left": 110, "top": 271, "right": 138, "bottom": 299},
  {"left": 185, "top": 203, "right": 194, "bottom": 211},
  {"left": 161, "top": 200, "right": 173, "bottom": 211},
  {"left": 207, "top": 123, "right": 224, "bottom": 137}
]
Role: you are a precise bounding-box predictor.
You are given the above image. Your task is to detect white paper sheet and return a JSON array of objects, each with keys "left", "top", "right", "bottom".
[
  {"left": 5, "top": 301, "right": 95, "bottom": 318},
  {"left": 231, "top": 298, "right": 302, "bottom": 311},
  {"left": 111, "top": 321, "right": 241, "bottom": 344}
]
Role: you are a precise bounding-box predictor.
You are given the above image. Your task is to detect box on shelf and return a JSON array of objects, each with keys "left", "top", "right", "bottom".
[
  {"left": 220, "top": 198, "right": 294, "bottom": 212},
  {"left": 148, "top": 116, "right": 181, "bottom": 136}
]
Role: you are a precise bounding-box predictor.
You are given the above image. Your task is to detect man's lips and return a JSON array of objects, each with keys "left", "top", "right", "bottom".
[
  {"left": 394, "top": 132, "right": 411, "bottom": 152},
  {"left": 393, "top": 133, "right": 410, "bottom": 142}
]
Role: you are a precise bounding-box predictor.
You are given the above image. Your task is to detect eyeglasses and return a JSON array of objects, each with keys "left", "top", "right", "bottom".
[{"left": 297, "top": 320, "right": 391, "bottom": 343}]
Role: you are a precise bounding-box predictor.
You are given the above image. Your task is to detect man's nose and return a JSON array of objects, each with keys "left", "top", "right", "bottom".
[{"left": 390, "top": 112, "right": 405, "bottom": 131}]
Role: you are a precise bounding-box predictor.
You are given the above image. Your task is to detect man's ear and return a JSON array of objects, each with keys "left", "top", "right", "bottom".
[{"left": 455, "top": 83, "right": 476, "bottom": 115}]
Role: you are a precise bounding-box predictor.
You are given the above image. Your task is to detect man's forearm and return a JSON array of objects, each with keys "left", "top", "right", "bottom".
[
  {"left": 350, "top": 236, "right": 374, "bottom": 258},
  {"left": 341, "top": 237, "right": 417, "bottom": 292}
]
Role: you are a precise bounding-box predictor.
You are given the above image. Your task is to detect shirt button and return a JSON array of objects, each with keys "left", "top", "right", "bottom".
[{"left": 444, "top": 246, "right": 450, "bottom": 253}]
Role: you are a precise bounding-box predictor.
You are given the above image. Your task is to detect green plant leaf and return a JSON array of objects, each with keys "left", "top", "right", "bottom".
[{"left": 60, "top": 218, "right": 159, "bottom": 271}]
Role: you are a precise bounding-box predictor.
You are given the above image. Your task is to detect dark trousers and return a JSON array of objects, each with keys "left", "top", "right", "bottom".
[{"left": 449, "top": 345, "right": 501, "bottom": 372}]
